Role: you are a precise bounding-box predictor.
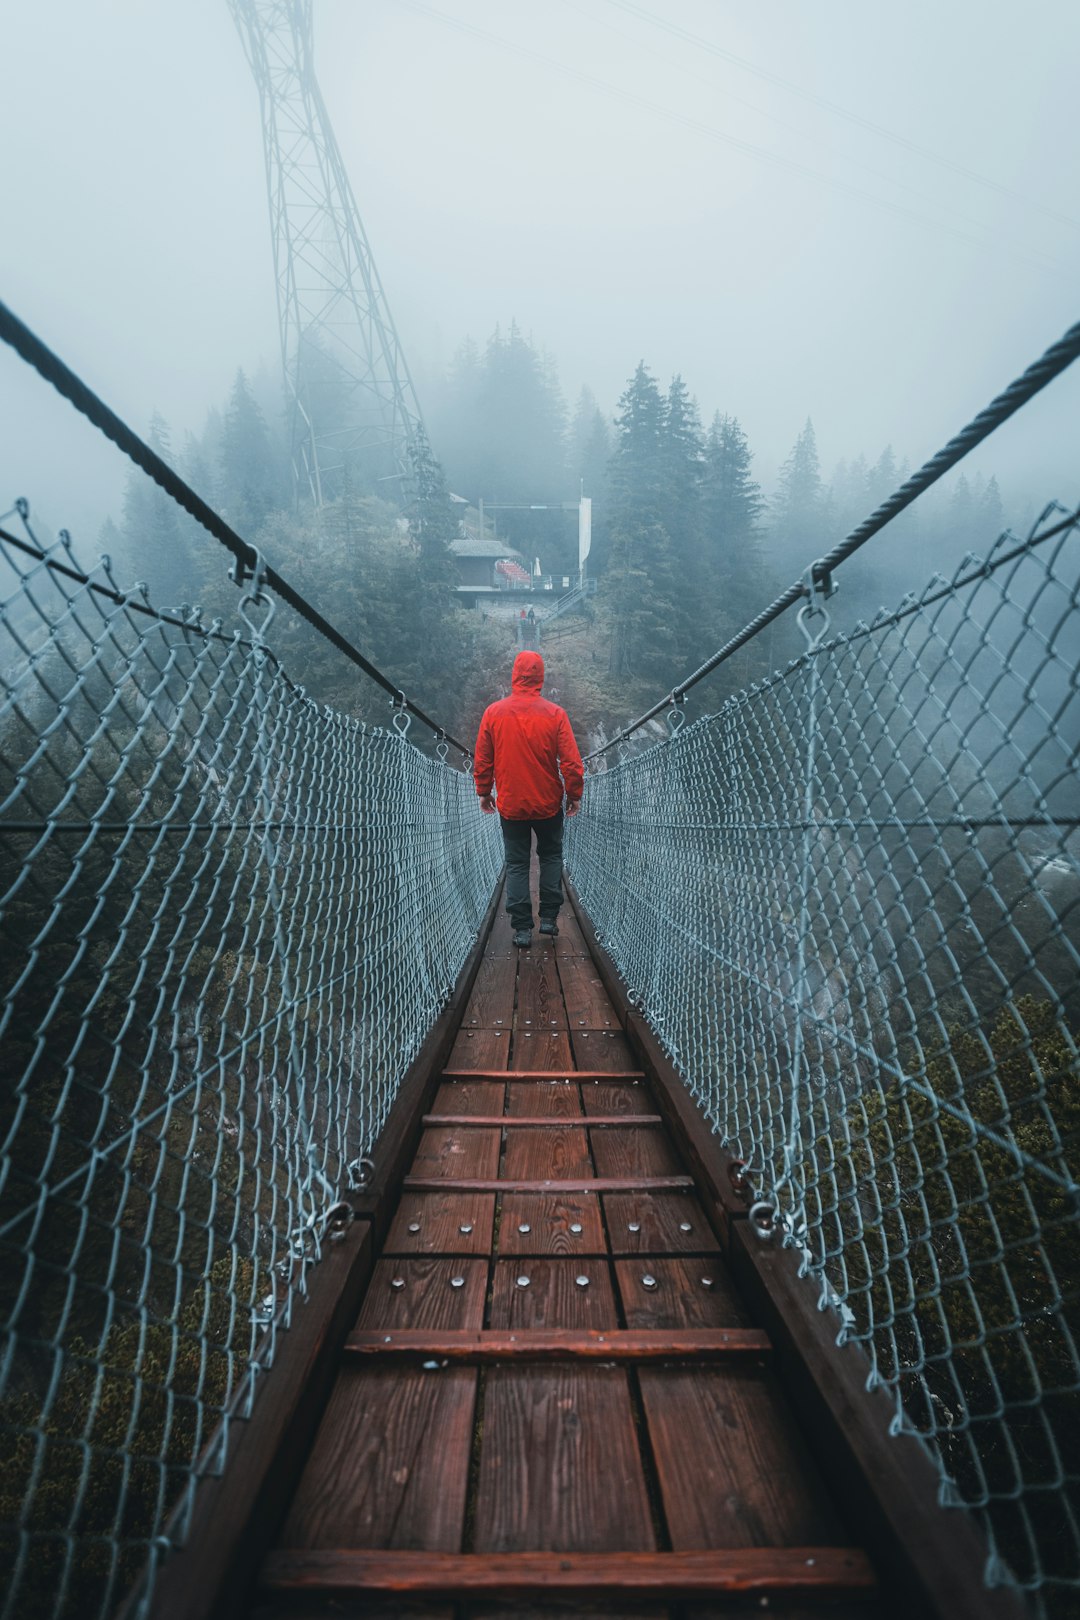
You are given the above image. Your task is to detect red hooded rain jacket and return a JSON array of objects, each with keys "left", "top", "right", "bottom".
[{"left": 473, "top": 651, "right": 584, "bottom": 820}]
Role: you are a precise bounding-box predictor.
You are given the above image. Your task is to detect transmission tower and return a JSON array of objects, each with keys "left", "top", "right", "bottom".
[{"left": 229, "top": 0, "right": 425, "bottom": 506}]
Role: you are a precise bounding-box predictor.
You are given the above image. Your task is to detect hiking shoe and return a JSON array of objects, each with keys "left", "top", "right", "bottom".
[
  {"left": 539, "top": 918, "right": 559, "bottom": 937},
  {"left": 513, "top": 928, "right": 533, "bottom": 949}
]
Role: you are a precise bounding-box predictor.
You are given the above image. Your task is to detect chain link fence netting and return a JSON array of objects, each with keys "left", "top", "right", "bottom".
[
  {"left": 0, "top": 504, "right": 502, "bottom": 1620},
  {"left": 568, "top": 504, "right": 1080, "bottom": 1616}
]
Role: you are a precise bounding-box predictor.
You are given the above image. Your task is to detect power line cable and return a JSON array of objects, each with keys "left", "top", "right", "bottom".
[
  {"left": 0, "top": 298, "right": 472, "bottom": 758},
  {"left": 589, "top": 313, "right": 1080, "bottom": 758},
  {"left": 603, "top": 0, "right": 1080, "bottom": 236},
  {"left": 396, "top": 0, "right": 1068, "bottom": 276}
]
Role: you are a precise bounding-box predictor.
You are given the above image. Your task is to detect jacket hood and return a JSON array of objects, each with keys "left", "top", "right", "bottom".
[{"left": 511, "top": 650, "right": 545, "bottom": 693}]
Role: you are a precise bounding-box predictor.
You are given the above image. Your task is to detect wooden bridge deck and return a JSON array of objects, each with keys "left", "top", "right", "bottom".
[
  {"left": 249, "top": 894, "right": 882, "bottom": 1618},
  {"left": 153, "top": 876, "right": 1023, "bottom": 1620}
]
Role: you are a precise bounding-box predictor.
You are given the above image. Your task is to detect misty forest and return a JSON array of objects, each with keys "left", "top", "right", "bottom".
[
  {"left": 98, "top": 321, "right": 1016, "bottom": 748},
  {"left": 1, "top": 5, "right": 1078, "bottom": 1620}
]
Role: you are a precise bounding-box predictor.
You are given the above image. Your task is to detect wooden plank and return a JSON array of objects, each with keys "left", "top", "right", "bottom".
[
  {"left": 497, "top": 1191, "right": 606, "bottom": 1256},
  {"left": 515, "top": 950, "right": 568, "bottom": 1031},
  {"left": 261, "top": 1547, "right": 878, "bottom": 1598},
  {"left": 510, "top": 1029, "right": 574, "bottom": 1071},
  {"left": 489, "top": 1259, "right": 618, "bottom": 1332},
  {"left": 549, "top": 907, "right": 591, "bottom": 957},
  {"left": 557, "top": 954, "right": 618, "bottom": 1028},
  {"left": 571, "top": 1029, "right": 636, "bottom": 1070},
  {"left": 384, "top": 1191, "right": 496, "bottom": 1256},
  {"left": 411, "top": 1123, "right": 501, "bottom": 1181},
  {"left": 591, "top": 1126, "right": 684, "bottom": 1179},
  {"left": 460, "top": 954, "right": 518, "bottom": 1029},
  {"left": 474, "top": 1368, "right": 656, "bottom": 1554},
  {"left": 405, "top": 1177, "right": 693, "bottom": 1194},
  {"left": 563, "top": 879, "right": 750, "bottom": 1251},
  {"left": 431, "top": 1079, "right": 506, "bottom": 1116},
  {"left": 603, "top": 1192, "right": 721, "bottom": 1255},
  {"left": 343, "top": 1329, "right": 773, "bottom": 1362},
  {"left": 582, "top": 1079, "right": 652, "bottom": 1115},
  {"left": 278, "top": 1256, "right": 486, "bottom": 1553},
  {"left": 615, "top": 1257, "right": 750, "bottom": 1329},
  {"left": 448, "top": 1028, "right": 510, "bottom": 1071},
  {"left": 357, "top": 1258, "right": 488, "bottom": 1331},
  {"left": 505, "top": 1079, "right": 582, "bottom": 1117},
  {"left": 503, "top": 1126, "right": 593, "bottom": 1181},
  {"left": 422, "top": 1115, "right": 661, "bottom": 1128},
  {"left": 639, "top": 1364, "right": 847, "bottom": 1549},
  {"left": 277, "top": 1366, "right": 478, "bottom": 1552}
]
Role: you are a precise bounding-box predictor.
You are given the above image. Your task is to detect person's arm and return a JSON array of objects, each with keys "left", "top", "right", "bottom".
[
  {"left": 474, "top": 710, "right": 496, "bottom": 813},
  {"left": 557, "top": 711, "right": 584, "bottom": 815}
]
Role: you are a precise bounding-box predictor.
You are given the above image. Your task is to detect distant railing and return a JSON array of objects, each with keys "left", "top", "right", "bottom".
[
  {"left": 569, "top": 503, "right": 1080, "bottom": 1615},
  {"left": 0, "top": 503, "right": 501, "bottom": 1620}
]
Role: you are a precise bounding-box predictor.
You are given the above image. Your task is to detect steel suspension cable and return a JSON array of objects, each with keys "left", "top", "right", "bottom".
[
  {"left": 0, "top": 298, "right": 471, "bottom": 756},
  {"left": 590, "top": 313, "right": 1080, "bottom": 759}
]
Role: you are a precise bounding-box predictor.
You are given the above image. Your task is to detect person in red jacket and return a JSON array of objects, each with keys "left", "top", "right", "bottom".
[{"left": 474, "top": 650, "right": 584, "bottom": 947}]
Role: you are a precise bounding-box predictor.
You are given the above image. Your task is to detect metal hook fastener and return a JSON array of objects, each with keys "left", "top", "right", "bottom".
[
  {"left": 390, "top": 694, "right": 411, "bottom": 737},
  {"left": 237, "top": 548, "right": 276, "bottom": 642},
  {"left": 666, "top": 694, "right": 686, "bottom": 737},
  {"left": 322, "top": 1201, "right": 355, "bottom": 1242},
  {"left": 796, "top": 560, "right": 835, "bottom": 651},
  {"left": 748, "top": 1199, "right": 778, "bottom": 1242},
  {"left": 433, "top": 729, "right": 449, "bottom": 763},
  {"left": 346, "top": 1156, "right": 375, "bottom": 1192}
]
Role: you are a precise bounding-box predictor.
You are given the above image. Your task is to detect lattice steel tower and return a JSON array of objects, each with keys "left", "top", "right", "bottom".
[{"left": 229, "top": 0, "right": 425, "bottom": 505}]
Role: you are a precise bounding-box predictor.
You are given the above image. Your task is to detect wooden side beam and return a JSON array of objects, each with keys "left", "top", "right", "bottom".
[
  {"left": 421, "top": 1112, "right": 662, "bottom": 1127},
  {"left": 403, "top": 1175, "right": 693, "bottom": 1193},
  {"left": 443, "top": 1067, "right": 645, "bottom": 1079},
  {"left": 261, "top": 1546, "right": 877, "bottom": 1599},
  {"left": 343, "top": 1327, "right": 772, "bottom": 1361}
]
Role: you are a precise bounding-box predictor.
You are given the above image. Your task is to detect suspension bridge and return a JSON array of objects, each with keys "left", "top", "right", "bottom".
[
  {"left": 2, "top": 5, "right": 1080, "bottom": 1619},
  {"left": 2, "top": 296, "right": 1078, "bottom": 1620}
]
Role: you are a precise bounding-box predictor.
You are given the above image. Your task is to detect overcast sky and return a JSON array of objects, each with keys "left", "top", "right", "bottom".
[{"left": 2, "top": 0, "right": 1078, "bottom": 546}]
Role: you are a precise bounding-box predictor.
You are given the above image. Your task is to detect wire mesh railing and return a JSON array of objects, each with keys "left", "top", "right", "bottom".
[
  {"left": 568, "top": 503, "right": 1080, "bottom": 1614},
  {"left": 0, "top": 503, "right": 502, "bottom": 1620}
]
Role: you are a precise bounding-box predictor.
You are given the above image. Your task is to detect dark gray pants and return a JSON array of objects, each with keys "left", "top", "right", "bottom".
[{"left": 500, "top": 812, "right": 564, "bottom": 929}]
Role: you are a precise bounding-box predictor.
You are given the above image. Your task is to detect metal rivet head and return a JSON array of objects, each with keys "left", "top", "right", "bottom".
[
  {"left": 407, "top": 1221, "right": 421, "bottom": 1234},
  {"left": 390, "top": 1277, "right": 406, "bottom": 1290},
  {"left": 459, "top": 1222, "right": 473, "bottom": 1234},
  {"left": 679, "top": 1221, "right": 693, "bottom": 1233},
  {"left": 569, "top": 1222, "right": 583, "bottom": 1234},
  {"left": 628, "top": 1221, "right": 641, "bottom": 1233},
  {"left": 516, "top": 1274, "right": 531, "bottom": 1288},
  {"left": 450, "top": 1275, "right": 465, "bottom": 1289},
  {"left": 575, "top": 1274, "right": 590, "bottom": 1288},
  {"left": 701, "top": 1276, "right": 714, "bottom": 1289},
  {"left": 518, "top": 1222, "right": 531, "bottom": 1234},
  {"left": 641, "top": 1273, "right": 657, "bottom": 1290}
]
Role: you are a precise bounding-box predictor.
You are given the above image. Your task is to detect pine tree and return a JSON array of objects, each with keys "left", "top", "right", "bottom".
[
  {"left": 702, "top": 413, "right": 765, "bottom": 636},
  {"left": 219, "top": 369, "right": 283, "bottom": 534},
  {"left": 606, "top": 363, "right": 680, "bottom": 681},
  {"left": 948, "top": 472, "right": 977, "bottom": 550},
  {"left": 119, "top": 413, "right": 194, "bottom": 609},
  {"left": 977, "top": 474, "right": 1004, "bottom": 542},
  {"left": 772, "top": 418, "right": 825, "bottom": 566}
]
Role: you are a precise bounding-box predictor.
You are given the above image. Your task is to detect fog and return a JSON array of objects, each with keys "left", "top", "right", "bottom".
[{"left": 1, "top": 0, "right": 1078, "bottom": 555}]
